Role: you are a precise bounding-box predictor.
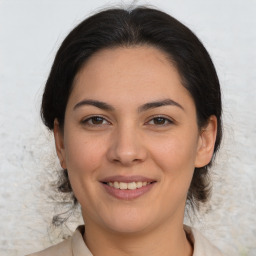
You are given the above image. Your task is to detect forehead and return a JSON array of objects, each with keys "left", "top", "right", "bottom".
[{"left": 70, "top": 46, "right": 193, "bottom": 108}]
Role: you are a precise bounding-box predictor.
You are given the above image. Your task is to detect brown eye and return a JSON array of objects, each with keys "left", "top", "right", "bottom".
[
  {"left": 153, "top": 117, "right": 166, "bottom": 125},
  {"left": 91, "top": 116, "right": 104, "bottom": 124},
  {"left": 82, "top": 116, "right": 110, "bottom": 126},
  {"left": 147, "top": 116, "right": 173, "bottom": 126}
]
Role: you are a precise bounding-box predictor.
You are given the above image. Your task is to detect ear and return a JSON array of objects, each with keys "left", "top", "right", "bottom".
[
  {"left": 53, "top": 119, "right": 67, "bottom": 169},
  {"left": 195, "top": 115, "right": 218, "bottom": 168}
]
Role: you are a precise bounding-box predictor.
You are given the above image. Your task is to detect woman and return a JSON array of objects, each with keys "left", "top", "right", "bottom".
[{"left": 29, "top": 6, "right": 224, "bottom": 256}]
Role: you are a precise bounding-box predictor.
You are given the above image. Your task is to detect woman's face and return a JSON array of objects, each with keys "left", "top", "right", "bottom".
[{"left": 55, "top": 46, "right": 216, "bottom": 234}]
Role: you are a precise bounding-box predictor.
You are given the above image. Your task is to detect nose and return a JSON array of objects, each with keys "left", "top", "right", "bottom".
[{"left": 106, "top": 124, "right": 147, "bottom": 166}]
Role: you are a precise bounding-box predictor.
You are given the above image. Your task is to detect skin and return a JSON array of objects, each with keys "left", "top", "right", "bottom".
[{"left": 54, "top": 46, "right": 217, "bottom": 256}]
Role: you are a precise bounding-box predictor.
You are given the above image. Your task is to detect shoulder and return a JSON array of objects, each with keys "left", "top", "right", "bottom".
[
  {"left": 26, "top": 237, "right": 72, "bottom": 256},
  {"left": 184, "top": 225, "right": 225, "bottom": 256},
  {"left": 26, "top": 226, "right": 92, "bottom": 256}
]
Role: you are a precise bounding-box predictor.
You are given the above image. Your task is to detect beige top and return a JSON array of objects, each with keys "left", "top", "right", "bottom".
[{"left": 28, "top": 225, "right": 224, "bottom": 256}]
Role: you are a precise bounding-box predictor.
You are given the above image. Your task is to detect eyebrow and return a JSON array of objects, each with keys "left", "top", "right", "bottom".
[
  {"left": 73, "top": 98, "right": 184, "bottom": 112},
  {"left": 73, "top": 99, "right": 115, "bottom": 111},
  {"left": 138, "top": 99, "right": 184, "bottom": 112}
]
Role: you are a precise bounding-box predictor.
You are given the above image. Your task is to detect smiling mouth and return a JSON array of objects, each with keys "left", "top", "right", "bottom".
[
  {"left": 100, "top": 176, "right": 157, "bottom": 200},
  {"left": 103, "top": 181, "right": 155, "bottom": 190}
]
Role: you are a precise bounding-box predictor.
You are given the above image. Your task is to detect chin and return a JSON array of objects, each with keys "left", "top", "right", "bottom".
[{"left": 101, "top": 208, "right": 153, "bottom": 234}]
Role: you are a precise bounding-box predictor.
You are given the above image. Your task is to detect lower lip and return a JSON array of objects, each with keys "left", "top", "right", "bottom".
[{"left": 102, "top": 182, "right": 155, "bottom": 200}]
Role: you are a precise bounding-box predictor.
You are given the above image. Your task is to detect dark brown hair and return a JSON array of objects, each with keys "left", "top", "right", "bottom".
[{"left": 41, "top": 6, "right": 222, "bottom": 224}]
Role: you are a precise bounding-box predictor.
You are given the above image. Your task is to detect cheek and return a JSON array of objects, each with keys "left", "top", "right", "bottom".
[
  {"left": 155, "top": 134, "right": 197, "bottom": 163},
  {"left": 149, "top": 131, "right": 198, "bottom": 183},
  {"left": 63, "top": 131, "right": 108, "bottom": 208},
  {"left": 63, "top": 130, "right": 106, "bottom": 178}
]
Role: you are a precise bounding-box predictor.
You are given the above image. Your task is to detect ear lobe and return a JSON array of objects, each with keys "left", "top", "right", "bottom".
[
  {"left": 53, "top": 119, "right": 67, "bottom": 169},
  {"left": 195, "top": 115, "right": 218, "bottom": 168}
]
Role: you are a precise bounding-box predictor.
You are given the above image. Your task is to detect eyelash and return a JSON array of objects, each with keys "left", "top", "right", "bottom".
[
  {"left": 81, "top": 116, "right": 110, "bottom": 126},
  {"left": 146, "top": 116, "right": 174, "bottom": 126},
  {"left": 81, "top": 115, "right": 174, "bottom": 127}
]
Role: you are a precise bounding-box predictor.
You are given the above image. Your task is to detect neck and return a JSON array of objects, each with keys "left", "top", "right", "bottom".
[{"left": 83, "top": 216, "right": 193, "bottom": 256}]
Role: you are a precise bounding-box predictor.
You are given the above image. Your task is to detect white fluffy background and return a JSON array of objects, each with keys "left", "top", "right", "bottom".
[{"left": 0, "top": 0, "right": 255, "bottom": 255}]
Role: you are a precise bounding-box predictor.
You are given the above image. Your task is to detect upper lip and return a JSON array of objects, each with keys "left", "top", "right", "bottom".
[{"left": 100, "top": 175, "right": 156, "bottom": 183}]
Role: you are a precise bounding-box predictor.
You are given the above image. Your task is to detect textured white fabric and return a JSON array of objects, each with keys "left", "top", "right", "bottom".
[
  {"left": 184, "top": 226, "right": 224, "bottom": 256},
  {"left": 27, "top": 225, "right": 224, "bottom": 256}
]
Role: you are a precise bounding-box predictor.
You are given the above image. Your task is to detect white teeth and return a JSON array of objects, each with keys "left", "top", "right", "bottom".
[
  {"left": 127, "top": 182, "right": 136, "bottom": 190},
  {"left": 137, "top": 181, "right": 142, "bottom": 188},
  {"left": 107, "top": 181, "right": 151, "bottom": 190},
  {"left": 113, "top": 181, "right": 119, "bottom": 189},
  {"left": 119, "top": 182, "right": 128, "bottom": 189}
]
